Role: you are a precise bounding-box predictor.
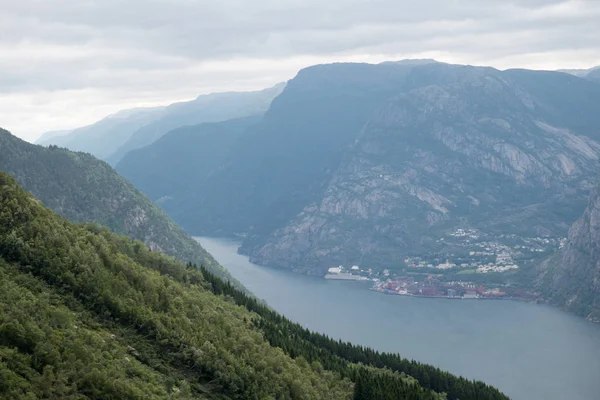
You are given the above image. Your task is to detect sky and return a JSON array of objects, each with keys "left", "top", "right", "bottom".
[{"left": 1, "top": 0, "right": 599, "bottom": 142}]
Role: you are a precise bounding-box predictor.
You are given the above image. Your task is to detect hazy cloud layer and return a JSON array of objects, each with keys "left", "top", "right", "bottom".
[{"left": 1, "top": 0, "right": 599, "bottom": 141}]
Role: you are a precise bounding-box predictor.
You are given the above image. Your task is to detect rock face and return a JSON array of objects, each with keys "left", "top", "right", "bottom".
[
  {"left": 246, "top": 66, "right": 600, "bottom": 272},
  {"left": 538, "top": 186, "right": 600, "bottom": 322},
  {"left": 119, "top": 61, "right": 600, "bottom": 274}
]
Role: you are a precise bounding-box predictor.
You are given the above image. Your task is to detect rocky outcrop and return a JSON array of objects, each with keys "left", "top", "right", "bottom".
[{"left": 538, "top": 186, "right": 600, "bottom": 322}]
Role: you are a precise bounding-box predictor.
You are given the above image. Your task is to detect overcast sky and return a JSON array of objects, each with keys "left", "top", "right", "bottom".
[{"left": 1, "top": 0, "right": 599, "bottom": 142}]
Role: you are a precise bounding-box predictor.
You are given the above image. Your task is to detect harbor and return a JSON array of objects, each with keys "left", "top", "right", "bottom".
[{"left": 324, "top": 264, "right": 538, "bottom": 301}]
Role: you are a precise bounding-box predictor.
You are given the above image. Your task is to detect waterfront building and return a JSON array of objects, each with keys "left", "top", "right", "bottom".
[{"left": 327, "top": 266, "right": 343, "bottom": 274}]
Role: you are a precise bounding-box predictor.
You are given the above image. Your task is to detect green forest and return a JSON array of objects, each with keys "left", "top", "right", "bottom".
[
  {"left": 0, "top": 128, "right": 237, "bottom": 287},
  {"left": 0, "top": 171, "right": 508, "bottom": 399}
]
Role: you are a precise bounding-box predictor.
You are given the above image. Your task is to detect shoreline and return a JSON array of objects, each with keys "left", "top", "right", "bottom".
[{"left": 369, "top": 287, "right": 537, "bottom": 302}]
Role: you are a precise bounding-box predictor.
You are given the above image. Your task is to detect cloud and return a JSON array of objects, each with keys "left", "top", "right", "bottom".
[{"left": 1, "top": 0, "right": 599, "bottom": 141}]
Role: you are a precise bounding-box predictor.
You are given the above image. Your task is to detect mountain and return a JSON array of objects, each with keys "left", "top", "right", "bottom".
[
  {"left": 36, "top": 84, "right": 284, "bottom": 165},
  {"left": 37, "top": 107, "right": 165, "bottom": 160},
  {"left": 0, "top": 128, "right": 235, "bottom": 284},
  {"left": 107, "top": 83, "right": 285, "bottom": 165},
  {"left": 118, "top": 61, "right": 600, "bottom": 274},
  {"left": 557, "top": 68, "right": 593, "bottom": 77},
  {"left": 121, "top": 62, "right": 419, "bottom": 236},
  {"left": 558, "top": 66, "right": 600, "bottom": 84},
  {"left": 587, "top": 69, "right": 600, "bottom": 84},
  {"left": 247, "top": 65, "right": 600, "bottom": 272},
  {"left": 0, "top": 171, "right": 507, "bottom": 400},
  {"left": 117, "top": 115, "right": 262, "bottom": 202},
  {"left": 537, "top": 185, "right": 600, "bottom": 323},
  {"left": 36, "top": 128, "right": 73, "bottom": 143}
]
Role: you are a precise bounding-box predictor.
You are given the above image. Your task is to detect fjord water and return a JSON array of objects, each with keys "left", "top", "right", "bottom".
[{"left": 197, "top": 237, "right": 600, "bottom": 400}]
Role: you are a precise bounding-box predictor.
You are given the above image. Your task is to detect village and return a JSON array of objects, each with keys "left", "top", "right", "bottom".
[
  {"left": 372, "top": 277, "right": 503, "bottom": 299},
  {"left": 403, "top": 228, "right": 564, "bottom": 274},
  {"left": 324, "top": 228, "right": 563, "bottom": 300},
  {"left": 369, "top": 276, "right": 537, "bottom": 300},
  {"left": 325, "top": 264, "right": 537, "bottom": 300}
]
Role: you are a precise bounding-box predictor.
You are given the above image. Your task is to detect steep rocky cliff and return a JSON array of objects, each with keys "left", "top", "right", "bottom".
[
  {"left": 118, "top": 61, "right": 600, "bottom": 274},
  {"left": 538, "top": 186, "right": 600, "bottom": 322},
  {"left": 245, "top": 64, "right": 600, "bottom": 273}
]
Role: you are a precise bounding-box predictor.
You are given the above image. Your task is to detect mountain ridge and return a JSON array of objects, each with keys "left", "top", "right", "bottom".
[
  {"left": 246, "top": 66, "right": 600, "bottom": 271},
  {"left": 116, "top": 115, "right": 262, "bottom": 202},
  {"left": 117, "top": 61, "right": 600, "bottom": 276},
  {"left": 36, "top": 106, "right": 165, "bottom": 160},
  {"left": 36, "top": 84, "right": 285, "bottom": 165},
  {"left": 107, "top": 83, "right": 285, "bottom": 165},
  {"left": 0, "top": 127, "right": 237, "bottom": 285}
]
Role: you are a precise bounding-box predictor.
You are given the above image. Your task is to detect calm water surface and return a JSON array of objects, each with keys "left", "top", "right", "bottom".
[{"left": 196, "top": 237, "right": 600, "bottom": 400}]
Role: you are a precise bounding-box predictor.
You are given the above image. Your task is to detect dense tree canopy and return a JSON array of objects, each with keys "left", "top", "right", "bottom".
[
  {"left": 0, "top": 171, "right": 508, "bottom": 399},
  {"left": 0, "top": 127, "right": 238, "bottom": 287}
]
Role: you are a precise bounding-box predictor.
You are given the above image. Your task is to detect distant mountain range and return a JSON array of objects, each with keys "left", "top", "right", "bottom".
[
  {"left": 117, "top": 115, "right": 262, "bottom": 203},
  {"left": 36, "top": 107, "right": 166, "bottom": 161},
  {"left": 117, "top": 61, "right": 600, "bottom": 278},
  {"left": 30, "top": 59, "right": 600, "bottom": 323},
  {"left": 36, "top": 128, "right": 74, "bottom": 142},
  {"left": 587, "top": 69, "right": 600, "bottom": 84},
  {"left": 559, "top": 66, "right": 600, "bottom": 83},
  {"left": 37, "top": 83, "right": 285, "bottom": 165}
]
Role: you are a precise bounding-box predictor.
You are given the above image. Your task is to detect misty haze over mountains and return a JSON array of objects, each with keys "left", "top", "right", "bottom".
[
  {"left": 3, "top": 58, "right": 600, "bottom": 400},
  {"left": 34, "top": 59, "right": 600, "bottom": 323},
  {"left": 37, "top": 83, "right": 285, "bottom": 166},
  {"left": 4, "top": 1, "right": 600, "bottom": 398},
  {"left": 36, "top": 61, "right": 600, "bottom": 164}
]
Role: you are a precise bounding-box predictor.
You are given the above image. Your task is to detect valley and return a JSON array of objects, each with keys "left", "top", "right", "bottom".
[
  {"left": 5, "top": 3, "right": 600, "bottom": 399},
  {"left": 104, "top": 59, "right": 600, "bottom": 323},
  {"left": 0, "top": 171, "right": 506, "bottom": 399},
  {"left": 197, "top": 236, "right": 600, "bottom": 400},
  {"left": 115, "top": 62, "right": 600, "bottom": 287}
]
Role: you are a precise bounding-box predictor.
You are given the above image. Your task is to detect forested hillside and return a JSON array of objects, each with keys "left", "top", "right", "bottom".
[
  {"left": 0, "top": 128, "right": 235, "bottom": 285},
  {"left": 0, "top": 171, "right": 508, "bottom": 399}
]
